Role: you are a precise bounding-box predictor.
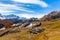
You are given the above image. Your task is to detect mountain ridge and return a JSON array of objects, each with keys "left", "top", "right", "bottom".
[
  {"left": 40, "top": 11, "right": 60, "bottom": 21},
  {"left": 0, "top": 14, "right": 27, "bottom": 20}
]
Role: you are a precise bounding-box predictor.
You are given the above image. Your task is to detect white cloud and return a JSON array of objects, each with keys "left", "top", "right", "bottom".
[
  {"left": 12, "top": 0, "right": 48, "bottom": 7},
  {"left": 0, "top": 2, "right": 45, "bottom": 18},
  {"left": 15, "top": 13, "right": 44, "bottom": 19},
  {"left": 0, "top": 3, "right": 44, "bottom": 18},
  {"left": 0, "top": 3, "right": 35, "bottom": 15}
]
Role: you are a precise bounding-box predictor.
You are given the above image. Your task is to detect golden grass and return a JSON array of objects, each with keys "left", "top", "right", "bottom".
[{"left": 0, "top": 18, "right": 60, "bottom": 40}]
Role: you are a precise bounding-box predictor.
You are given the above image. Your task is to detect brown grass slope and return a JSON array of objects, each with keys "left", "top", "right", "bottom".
[
  {"left": 0, "top": 11, "right": 60, "bottom": 40},
  {"left": 0, "top": 18, "right": 60, "bottom": 40}
]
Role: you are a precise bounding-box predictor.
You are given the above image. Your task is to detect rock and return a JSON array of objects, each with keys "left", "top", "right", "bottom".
[{"left": 30, "top": 28, "right": 45, "bottom": 34}]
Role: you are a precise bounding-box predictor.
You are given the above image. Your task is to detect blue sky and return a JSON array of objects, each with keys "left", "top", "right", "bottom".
[{"left": 0, "top": 0, "right": 60, "bottom": 18}]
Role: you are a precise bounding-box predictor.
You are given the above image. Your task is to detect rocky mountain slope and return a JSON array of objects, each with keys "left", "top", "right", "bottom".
[
  {"left": 40, "top": 11, "right": 60, "bottom": 21},
  {"left": 0, "top": 11, "right": 60, "bottom": 40}
]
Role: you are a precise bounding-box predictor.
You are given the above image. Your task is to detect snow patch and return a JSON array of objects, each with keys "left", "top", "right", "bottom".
[
  {"left": 0, "top": 27, "right": 5, "bottom": 30},
  {"left": 26, "top": 23, "right": 32, "bottom": 28}
]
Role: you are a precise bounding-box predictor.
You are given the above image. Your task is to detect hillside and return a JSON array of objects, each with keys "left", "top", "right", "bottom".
[
  {"left": 0, "top": 19, "right": 60, "bottom": 40},
  {"left": 0, "top": 11, "right": 60, "bottom": 40},
  {"left": 40, "top": 11, "right": 60, "bottom": 21}
]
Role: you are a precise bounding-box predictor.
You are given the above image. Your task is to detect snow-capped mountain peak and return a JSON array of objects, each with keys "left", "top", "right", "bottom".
[{"left": 0, "top": 14, "right": 27, "bottom": 20}]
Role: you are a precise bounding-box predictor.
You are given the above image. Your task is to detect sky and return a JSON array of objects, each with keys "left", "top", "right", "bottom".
[{"left": 0, "top": 0, "right": 60, "bottom": 19}]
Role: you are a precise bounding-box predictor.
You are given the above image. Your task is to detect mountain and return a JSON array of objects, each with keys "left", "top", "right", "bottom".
[
  {"left": 4, "top": 14, "right": 20, "bottom": 20},
  {"left": 0, "top": 14, "right": 6, "bottom": 20},
  {"left": 0, "top": 14, "right": 27, "bottom": 20},
  {"left": 0, "top": 15, "right": 60, "bottom": 40},
  {"left": 40, "top": 11, "right": 60, "bottom": 21},
  {"left": 0, "top": 11, "right": 60, "bottom": 40}
]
